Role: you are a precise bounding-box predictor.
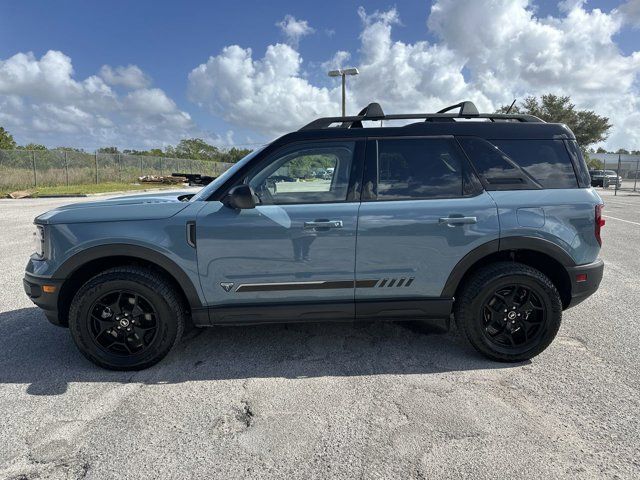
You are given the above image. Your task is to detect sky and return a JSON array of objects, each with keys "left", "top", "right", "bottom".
[{"left": 1, "top": 0, "right": 639, "bottom": 151}]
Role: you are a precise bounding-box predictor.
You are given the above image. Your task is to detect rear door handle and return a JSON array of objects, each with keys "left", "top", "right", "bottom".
[
  {"left": 439, "top": 216, "right": 477, "bottom": 225},
  {"left": 304, "top": 220, "right": 344, "bottom": 230}
]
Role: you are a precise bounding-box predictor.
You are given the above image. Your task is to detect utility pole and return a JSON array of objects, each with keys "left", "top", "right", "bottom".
[{"left": 328, "top": 68, "right": 359, "bottom": 117}]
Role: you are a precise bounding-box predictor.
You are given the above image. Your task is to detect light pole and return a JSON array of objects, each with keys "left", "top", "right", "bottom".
[{"left": 328, "top": 68, "right": 359, "bottom": 117}]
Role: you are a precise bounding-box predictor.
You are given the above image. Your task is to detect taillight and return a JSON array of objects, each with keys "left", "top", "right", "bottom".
[{"left": 595, "top": 204, "right": 605, "bottom": 246}]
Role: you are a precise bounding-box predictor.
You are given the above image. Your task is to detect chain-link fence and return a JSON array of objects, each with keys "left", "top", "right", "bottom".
[
  {"left": 589, "top": 153, "right": 640, "bottom": 193},
  {"left": 0, "top": 150, "right": 234, "bottom": 190}
]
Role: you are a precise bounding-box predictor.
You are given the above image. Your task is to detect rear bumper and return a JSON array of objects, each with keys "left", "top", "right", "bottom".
[
  {"left": 565, "top": 258, "right": 604, "bottom": 309},
  {"left": 23, "top": 273, "right": 65, "bottom": 326}
]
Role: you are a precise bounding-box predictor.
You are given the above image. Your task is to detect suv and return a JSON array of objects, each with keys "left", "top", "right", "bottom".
[
  {"left": 589, "top": 169, "right": 622, "bottom": 187},
  {"left": 24, "top": 101, "right": 605, "bottom": 370}
]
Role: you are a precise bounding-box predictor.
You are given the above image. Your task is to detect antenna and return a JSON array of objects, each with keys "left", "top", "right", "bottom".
[{"left": 505, "top": 99, "right": 517, "bottom": 114}]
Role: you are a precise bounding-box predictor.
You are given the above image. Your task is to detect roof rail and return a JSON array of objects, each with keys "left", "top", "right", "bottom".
[
  {"left": 299, "top": 101, "right": 544, "bottom": 130},
  {"left": 437, "top": 101, "right": 479, "bottom": 116}
]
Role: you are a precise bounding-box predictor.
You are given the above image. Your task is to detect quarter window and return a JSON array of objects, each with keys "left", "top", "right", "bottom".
[
  {"left": 458, "top": 137, "right": 578, "bottom": 189},
  {"left": 492, "top": 139, "right": 578, "bottom": 189}
]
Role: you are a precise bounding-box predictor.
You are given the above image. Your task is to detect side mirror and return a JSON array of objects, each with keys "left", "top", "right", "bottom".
[{"left": 224, "top": 184, "right": 258, "bottom": 209}]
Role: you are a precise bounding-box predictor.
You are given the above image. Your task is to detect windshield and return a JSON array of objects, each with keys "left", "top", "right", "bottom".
[
  {"left": 190, "top": 145, "right": 267, "bottom": 201},
  {"left": 605, "top": 170, "right": 617, "bottom": 175}
]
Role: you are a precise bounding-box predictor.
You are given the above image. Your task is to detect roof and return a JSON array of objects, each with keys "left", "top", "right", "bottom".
[{"left": 291, "top": 101, "right": 575, "bottom": 142}]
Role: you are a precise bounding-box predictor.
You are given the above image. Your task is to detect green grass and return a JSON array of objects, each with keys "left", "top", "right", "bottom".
[{"left": 2, "top": 182, "right": 182, "bottom": 197}]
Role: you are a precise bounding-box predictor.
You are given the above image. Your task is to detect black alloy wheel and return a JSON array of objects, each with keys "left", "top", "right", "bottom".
[
  {"left": 88, "top": 290, "right": 159, "bottom": 356},
  {"left": 68, "top": 266, "right": 185, "bottom": 370},
  {"left": 481, "top": 284, "right": 546, "bottom": 351},
  {"left": 454, "top": 262, "right": 562, "bottom": 362}
]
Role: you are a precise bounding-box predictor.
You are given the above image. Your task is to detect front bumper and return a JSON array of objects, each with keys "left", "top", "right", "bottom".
[
  {"left": 23, "top": 273, "right": 65, "bottom": 326},
  {"left": 565, "top": 258, "right": 604, "bottom": 309}
]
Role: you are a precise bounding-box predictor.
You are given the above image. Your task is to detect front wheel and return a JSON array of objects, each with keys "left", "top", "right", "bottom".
[
  {"left": 68, "top": 266, "right": 186, "bottom": 370},
  {"left": 454, "top": 262, "right": 562, "bottom": 362}
]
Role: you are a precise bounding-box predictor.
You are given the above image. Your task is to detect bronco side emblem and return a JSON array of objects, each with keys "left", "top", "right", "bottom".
[{"left": 220, "top": 282, "right": 234, "bottom": 292}]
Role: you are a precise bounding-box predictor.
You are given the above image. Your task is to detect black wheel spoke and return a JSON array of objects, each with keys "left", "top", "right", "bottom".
[
  {"left": 88, "top": 289, "right": 158, "bottom": 356},
  {"left": 108, "top": 292, "right": 123, "bottom": 315},
  {"left": 481, "top": 283, "right": 546, "bottom": 350},
  {"left": 91, "top": 313, "right": 114, "bottom": 336}
]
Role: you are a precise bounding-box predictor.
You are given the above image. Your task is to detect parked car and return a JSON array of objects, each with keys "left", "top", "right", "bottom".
[
  {"left": 589, "top": 169, "right": 622, "bottom": 187},
  {"left": 24, "top": 101, "right": 604, "bottom": 370}
]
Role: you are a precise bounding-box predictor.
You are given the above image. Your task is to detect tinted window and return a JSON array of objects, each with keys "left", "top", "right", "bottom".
[
  {"left": 248, "top": 142, "right": 355, "bottom": 205},
  {"left": 565, "top": 140, "right": 591, "bottom": 188},
  {"left": 374, "top": 138, "right": 469, "bottom": 200},
  {"left": 457, "top": 137, "right": 527, "bottom": 188},
  {"left": 491, "top": 139, "right": 578, "bottom": 189}
]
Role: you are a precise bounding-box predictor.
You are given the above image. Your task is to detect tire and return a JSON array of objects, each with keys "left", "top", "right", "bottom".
[
  {"left": 454, "top": 262, "right": 562, "bottom": 362},
  {"left": 68, "top": 266, "right": 185, "bottom": 370}
]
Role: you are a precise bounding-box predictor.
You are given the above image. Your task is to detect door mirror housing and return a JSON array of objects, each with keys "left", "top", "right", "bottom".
[{"left": 224, "top": 184, "right": 258, "bottom": 209}]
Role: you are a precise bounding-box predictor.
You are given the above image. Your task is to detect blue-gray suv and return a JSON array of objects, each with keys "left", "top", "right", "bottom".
[{"left": 24, "top": 101, "right": 605, "bottom": 370}]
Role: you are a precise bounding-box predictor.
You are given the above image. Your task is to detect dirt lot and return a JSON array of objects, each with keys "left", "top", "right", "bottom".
[{"left": 0, "top": 190, "right": 638, "bottom": 479}]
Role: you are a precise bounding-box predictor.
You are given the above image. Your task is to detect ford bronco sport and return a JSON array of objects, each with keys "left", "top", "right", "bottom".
[{"left": 24, "top": 101, "right": 605, "bottom": 370}]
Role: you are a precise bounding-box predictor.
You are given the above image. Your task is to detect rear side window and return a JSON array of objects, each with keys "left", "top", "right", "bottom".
[
  {"left": 457, "top": 137, "right": 531, "bottom": 189},
  {"left": 373, "top": 138, "right": 476, "bottom": 200},
  {"left": 491, "top": 139, "right": 578, "bottom": 189}
]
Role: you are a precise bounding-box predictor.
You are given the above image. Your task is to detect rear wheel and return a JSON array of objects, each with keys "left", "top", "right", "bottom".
[
  {"left": 455, "top": 262, "right": 562, "bottom": 362},
  {"left": 68, "top": 266, "right": 185, "bottom": 370}
]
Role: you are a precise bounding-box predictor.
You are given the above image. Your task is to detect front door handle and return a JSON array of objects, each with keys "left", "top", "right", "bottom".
[
  {"left": 304, "top": 219, "right": 344, "bottom": 230},
  {"left": 439, "top": 216, "right": 477, "bottom": 226}
]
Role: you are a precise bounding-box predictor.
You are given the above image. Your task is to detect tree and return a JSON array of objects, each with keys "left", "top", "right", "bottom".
[
  {"left": 596, "top": 147, "right": 607, "bottom": 153},
  {"left": 587, "top": 158, "right": 603, "bottom": 169},
  {"left": 0, "top": 126, "right": 17, "bottom": 149},
  {"left": 498, "top": 95, "right": 612, "bottom": 150},
  {"left": 616, "top": 148, "right": 629, "bottom": 155},
  {"left": 54, "top": 146, "right": 85, "bottom": 152},
  {"left": 220, "top": 147, "right": 253, "bottom": 163},
  {"left": 167, "top": 138, "right": 221, "bottom": 160},
  {"left": 97, "top": 146, "right": 120, "bottom": 154},
  {"left": 17, "top": 143, "right": 47, "bottom": 151}
]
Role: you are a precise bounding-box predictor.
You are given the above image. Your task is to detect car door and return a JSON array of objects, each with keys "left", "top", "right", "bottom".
[
  {"left": 355, "top": 136, "right": 499, "bottom": 318},
  {"left": 196, "top": 139, "right": 364, "bottom": 323}
]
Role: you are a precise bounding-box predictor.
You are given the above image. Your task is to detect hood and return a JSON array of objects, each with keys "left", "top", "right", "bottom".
[{"left": 35, "top": 191, "right": 194, "bottom": 225}]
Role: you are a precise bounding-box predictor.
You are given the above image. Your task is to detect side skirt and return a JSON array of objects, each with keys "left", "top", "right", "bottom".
[{"left": 192, "top": 298, "right": 454, "bottom": 327}]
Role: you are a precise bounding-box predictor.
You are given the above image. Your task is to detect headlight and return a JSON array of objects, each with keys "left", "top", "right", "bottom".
[{"left": 33, "top": 225, "right": 45, "bottom": 258}]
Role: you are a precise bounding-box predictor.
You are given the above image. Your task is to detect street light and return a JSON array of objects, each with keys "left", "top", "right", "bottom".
[{"left": 328, "top": 67, "right": 359, "bottom": 117}]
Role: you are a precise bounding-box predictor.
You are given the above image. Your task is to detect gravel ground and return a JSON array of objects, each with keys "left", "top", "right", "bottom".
[{"left": 0, "top": 189, "right": 638, "bottom": 479}]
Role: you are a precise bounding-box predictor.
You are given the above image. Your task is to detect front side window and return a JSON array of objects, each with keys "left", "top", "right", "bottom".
[
  {"left": 373, "top": 138, "right": 472, "bottom": 200},
  {"left": 247, "top": 142, "right": 355, "bottom": 205}
]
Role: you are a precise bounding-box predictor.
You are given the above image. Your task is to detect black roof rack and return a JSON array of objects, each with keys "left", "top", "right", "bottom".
[{"left": 300, "top": 101, "right": 543, "bottom": 130}]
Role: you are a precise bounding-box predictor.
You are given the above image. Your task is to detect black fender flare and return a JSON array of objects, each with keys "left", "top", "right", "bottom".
[
  {"left": 54, "top": 244, "right": 203, "bottom": 308},
  {"left": 441, "top": 236, "right": 576, "bottom": 298}
]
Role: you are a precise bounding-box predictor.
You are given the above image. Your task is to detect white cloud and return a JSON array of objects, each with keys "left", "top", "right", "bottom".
[
  {"left": 615, "top": 0, "right": 640, "bottom": 28},
  {"left": 276, "top": 15, "right": 315, "bottom": 47},
  {"left": 321, "top": 50, "right": 351, "bottom": 71},
  {"left": 0, "top": 50, "right": 195, "bottom": 149},
  {"left": 188, "top": 44, "right": 336, "bottom": 136},
  {"left": 188, "top": 1, "right": 640, "bottom": 150},
  {"left": 99, "top": 64, "right": 151, "bottom": 89},
  {"left": 426, "top": 0, "right": 640, "bottom": 148}
]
